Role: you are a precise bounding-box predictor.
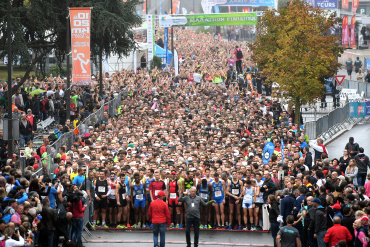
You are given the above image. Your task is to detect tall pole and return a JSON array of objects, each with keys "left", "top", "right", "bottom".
[
  {"left": 99, "top": 49, "right": 103, "bottom": 97},
  {"left": 146, "top": 0, "right": 148, "bottom": 14},
  {"left": 171, "top": 0, "right": 174, "bottom": 66},
  {"left": 7, "top": 0, "right": 13, "bottom": 156},
  {"left": 66, "top": 0, "right": 71, "bottom": 121}
]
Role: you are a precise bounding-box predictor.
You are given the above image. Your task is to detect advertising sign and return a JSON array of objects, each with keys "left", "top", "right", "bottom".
[
  {"left": 366, "top": 100, "right": 370, "bottom": 116},
  {"left": 70, "top": 8, "right": 91, "bottom": 86},
  {"left": 342, "top": 15, "right": 349, "bottom": 47},
  {"left": 173, "top": 13, "right": 257, "bottom": 26},
  {"left": 350, "top": 15, "right": 356, "bottom": 48},
  {"left": 147, "top": 15, "right": 155, "bottom": 62},
  {"left": 342, "top": 0, "right": 348, "bottom": 8},
  {"left": 216, "top": 0, "right": 274, "bottom": 7},
  {"left": 263, "top": 142, "right": 275, "bottom": 165},
  {"left": 353, "top": 0, "right": 359, "bottom": 13},
  {"left": 349, "top": 102, "right": 366, "bottom": 117},
  {"left": 315, "top": 0, "right": 337, "bottom": 9}
]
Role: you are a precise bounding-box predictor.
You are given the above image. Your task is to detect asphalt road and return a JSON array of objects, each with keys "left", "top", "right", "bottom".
[
  {"left": 326, "top": 122, "right": 370, "bottom": 160},
  {"left": 82, "top": 229, "right": 273, "bottom": 247}
]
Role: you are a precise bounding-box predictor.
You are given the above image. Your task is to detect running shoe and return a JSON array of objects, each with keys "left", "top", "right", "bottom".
[
  {"left": 200, "top": 225, "right": 204, "bottom": 229},
  {"left": 102, "top": 224, "right": 109, "bottom": 228},
  {"left": 243, "top": 227, "right": 248, "bottom": 230},
  {"left": 131, "top": 224, "right": 136, "bottom": 228},
  {"left": 227, "top": 225, "right": 232, "bottom": 230},
  {"left": 150, "top": 224, "right": 153, "bottom": 228},
  {"left": 175, "top": 224, "right": 180, "bottom": 228},
  {"left": 117, "top": 225, "right": 124, "bottom": 228},
  {"left": 97, "top": 220, "right": 101, "bottom": 226},
  {"left": 170, "top": 223, "right": 174, "bottom": 228},
  {"left": 135, "top": 224, "right": 140, "bottom": 228},
  {"left": 238, "top": 225, "right": 242, "bottom": 230},
  {"left": 127, "top": 223, "right": 131, "bottom": 228},
  {"left": 179, "top": 224, "right": 183, "bottom": 228},
  {"left": 92, "top": 223, "right": 96, "bottom": 228},
  {"left": 138, "top": 222, "right": 141, "bottom": 228},
  {"left": 208, "top": 224, "right": 212, "bottom": 229},
  {"left": 215, "top": 226, "right": 220, "bottom": 230}
]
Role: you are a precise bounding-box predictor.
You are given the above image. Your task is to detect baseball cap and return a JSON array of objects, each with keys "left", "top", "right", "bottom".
[
  {"left": 158, "top": 191, "right": 166, "bottom": 197},
  {"left": 171, "top": 171, "right": 177, "bottom": 175},
  {"left": 311, "top": 198, "right": 321, "bottom": 205},
  {"left": 360, "top": 215, "right": 369, "bottom": 225}
]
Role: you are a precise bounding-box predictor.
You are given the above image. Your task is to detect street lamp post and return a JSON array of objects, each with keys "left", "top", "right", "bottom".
[
  {"left": 66, "top": 0, "right": 71, "bottom": 121},
  {"left": 171, "top": 0, "right": 174, "bottom": 66},
  {"left": 7, "top": 0, "right": 13, "bottom": 156}
]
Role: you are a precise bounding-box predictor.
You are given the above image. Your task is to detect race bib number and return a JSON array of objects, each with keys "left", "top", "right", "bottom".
[
  {"left": 155, "top": 190, "right": 160, "bottom": 196},
  {"left": 170, "top": 193, "right": 177, "bottom": 199},
  {"left": 191, "top": 203, "right": 195, "bottom": 207},
  {"left": 98, "top": 186, "right": 105, "bottom": 193},
  {"left": 232, "top": 189, "right": 239, "bottom": 195},
  {"left": 122, "top": 194, "right": 126, "bottom": 200},
  {"left": 201, "top": 193, "right": 208, "bottom": 200},
  {"left": 215, "top": 191, "right": 222, "bottom": 197},
  {"left": 136, "top": 194, "right": 143, "bottom": 200},
  {"left": 244, "top": 195, "right": 252, "bottom": 202}
]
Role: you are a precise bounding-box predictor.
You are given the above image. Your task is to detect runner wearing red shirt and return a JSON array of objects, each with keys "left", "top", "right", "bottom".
[{"left": 149, "top": 170, "right": 166, "bottom": 201}]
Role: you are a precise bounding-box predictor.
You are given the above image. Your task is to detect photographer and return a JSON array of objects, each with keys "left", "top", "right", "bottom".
[
  {"left": 3, "top": 226, "right": 24, "bottom": 247},
  {"left": 69, "top": 190, "right": 86, "bottom": 247}
]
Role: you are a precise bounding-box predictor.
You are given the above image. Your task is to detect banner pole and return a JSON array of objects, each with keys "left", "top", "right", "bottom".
[{"left": 66, "top": 0, "right": 71, "bottom": 121}]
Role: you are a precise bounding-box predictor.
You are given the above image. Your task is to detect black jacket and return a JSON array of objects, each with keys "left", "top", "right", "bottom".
[
  {"left": 305, "top": 205, "right": 316, "bottom": 231},
  {"left": 345, "top": 142, "right": 360, "bottom": 157},
  {"left": 341, "top": 214, "right": 355, "bottom": 246},
  {"left": 38, "top": 206, "right": 57, "bottom": 231},
  {"left": 314, "top": 206, "right": 327, "bottom": 233},
  {"left": 19, "top": 119, "right": 33, "bottom": 136},
  {"left": 304, "top": 152, "right": 313, "bottom": 169},
  {"left": 355, "top": 153, "right": 370, "bottom": 173},
  {"left": 260, "top": 178, "right": 278, "bottom": 202},
  {"left": 268, "top": 201, "right": 280, "bottom": 223}
]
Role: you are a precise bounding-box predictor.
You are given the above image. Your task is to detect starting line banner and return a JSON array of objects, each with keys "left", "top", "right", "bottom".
[
  {"left": 173, "top": 13, "right": 257, "bottom": 26},
  {"left": 70, "top": 8, "right": 92, "bottom": 86}
]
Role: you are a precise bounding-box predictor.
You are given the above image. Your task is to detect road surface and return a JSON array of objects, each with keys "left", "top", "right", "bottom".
[{"left": 82, "top": 228, "right": 273, "bottom": 247}]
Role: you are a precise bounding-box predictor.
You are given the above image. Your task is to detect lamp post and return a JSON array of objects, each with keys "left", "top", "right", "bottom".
[
  {"left": 66, "top": 0, "right": 71, "bottom": 121},
  {"left": 171, "top": 0, "right": 174, "bottom": 66},
  {"left": 7, "top": 0, "right": 13, "bottom": 156}
]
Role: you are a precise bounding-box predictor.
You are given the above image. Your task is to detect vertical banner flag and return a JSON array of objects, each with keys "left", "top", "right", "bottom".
[
  {"left": 350, "top": 15, "right": 356, "bottom": 49},
  {"left": 366, "top": 59, "right": 370, "bottom": 70},
  {"left": 342, "top": 0, "right": 348, "bottom": 8},
  {"left": 342, "top": 16, "right": 349, "bottom": 47},
  {"left": 70, "top": 8, "right": 91, "bottom": 86},
  {"left": 174, "top": 49, "right": 179, "bottom": 75},
  {"left": 281, "top": 138, "right": 284, "bottom": 164},
  {"left": 164, "top": 28, "right": 168, "bottom": 64},
  {"left": 352, "top": 0, "right": 359, "bottom": 13},
  {"left": 147, "top": 15, "right": 155, "bottom": 62},
  {"left": 172, "top": 0, "right": 180, "bottom": 14},
  {"left": 263, "top": 142, "right": 275, "bottom": 165},
  {"left": 133, "top": 51, "right": 137, "bottom": 73}
]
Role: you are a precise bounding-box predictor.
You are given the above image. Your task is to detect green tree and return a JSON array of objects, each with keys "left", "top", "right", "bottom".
[
  {"left": 0, "top": 0, "right": 141, "bottom": 92},
  {"left": 250, "top": 0, "right": 344, "bottom": 126}
]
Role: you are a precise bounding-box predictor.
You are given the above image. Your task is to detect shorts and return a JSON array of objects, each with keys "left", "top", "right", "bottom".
[
  {"left": 254, "top": 202, "right": 263, "bottom": 209},
  {"left": 168, "top": 198, "right": 178, "bottom": 207},
  {"left": 108, "top": 198, "right": 117, "bottom": 208},
  {"left": 146, "top": 194, "right": 152, "bottom": 204},
  {"left": 94, "top": 197, "right": 108, "bottom": 210},
  {"left": 214, "top": 197, "right": 224, "bottom": 204},
  {"left": 242, "top": 201, "right": 253, "bottom": 209},
  {"left": 347, "top": 70, "right": 352, "bottom": 76},
  {"left": 229, "top": 197, "right": 241, "bottom": 204},
  {"left": 134, "top": 200, "right": 145, "bottom": 208},
  {"left": 118, "top": 199, "right": 128, "bottom": 207}
]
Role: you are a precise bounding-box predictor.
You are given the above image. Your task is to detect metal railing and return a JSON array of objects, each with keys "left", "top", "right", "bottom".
[
  {"left": 37, "top": 90, "right": 127, "bottom": 178},
  {"left": 341, "top": 79, "right": 370, "bottom": 98},
  {"left": 304, "top": 102, "right": 370, "bottom": 141}
]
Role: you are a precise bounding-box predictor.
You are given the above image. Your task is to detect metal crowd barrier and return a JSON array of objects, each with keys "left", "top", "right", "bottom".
[
  {"left": 341, "top": 79, "right": 370, "bottom": 98},
  {"left": 304, "top": 102, "right": 370, "bottom": 141}
]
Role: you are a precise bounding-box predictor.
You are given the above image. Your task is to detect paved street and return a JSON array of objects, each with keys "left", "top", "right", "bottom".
[{"left": 82, "top": 229, "right": 273, "bottom": 247}]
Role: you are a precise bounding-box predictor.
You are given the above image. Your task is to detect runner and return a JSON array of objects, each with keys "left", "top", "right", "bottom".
[
  {"left": 226, "top": 171, "right": 243, "bottom": 230},
  {"left": 197, "top": 178, "right": 213, "bottom": 229},
  {"left": 242, "top": 179, "right": 256, "bottom": 230},
  {"left": 131, "top": 172, "right": 146, "bottom": 228},
  {"left": 167, "top": 171, "right": 181, "bottom": 228},
  {"left": 93, "top": 170, "right": 110, "bottom": 228},
  {"left": 116, "top": 173, "right": 129, "bottom": 228},
  {"left": 211, "top": 173, "right": 226, "bottom": 229}
]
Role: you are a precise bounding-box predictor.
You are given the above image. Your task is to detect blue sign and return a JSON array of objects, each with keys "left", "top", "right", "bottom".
[
  {"left": 281, "top": 139, "right": 284, "bottom": 164},
  {"left": 366, "top": 59, "right": 370, "bottom": 70},
  {"left": 349, "top": 102, "right": 366, "bottom": 118},
  {"left": 263, "top": 142, "right": 275, "bottom": 165},
  {"left": 316, "top": 0, "right": 337, "bottom": 8},
  {"left": 217, "top": 0, "right": 274, "bottom": 7},
  {"left": 366, "top": 101, "right": 370, "bottom": 116}
]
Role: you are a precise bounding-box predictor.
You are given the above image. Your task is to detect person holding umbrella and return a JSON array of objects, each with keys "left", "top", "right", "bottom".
[{"left": 178, "top": 187, "right": 214, "bottom": 247}]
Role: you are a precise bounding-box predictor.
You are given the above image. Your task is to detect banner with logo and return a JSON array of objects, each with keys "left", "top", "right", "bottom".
[
  {"left": 366, "top": 100, "right": 370, "bottom": 116},
  {"left": 352, "top": 0, "right": 359, "bottom": 13},
  {"left": 350, "top": 15, "right": 356, "bottom": 49},
  {"left": 174, "top": 13, "right": 257, "bottom": 26},
  {"left": 349, "top": 102, "right": 366, "bottom": 117},
  {"left": 147, "top": 15, "right": 155, "bottom": 62},
  {"left": 172, "top": 0, "right": 180, "bottom": 14},
  {"left": 263, "top": 142, "right": 275, "bottom": 165},
  {"left": 315, "top": 0, "right": 337, "bottom": 9},
  {"left": 217, "top": 0, "right": 274, "bottom": 7},
  {"left": 342, "top": 15, "right": 349, "bottom": 47},
  {"left": 342, "top": 0, "right": 348, "bottom": 8},
  {"left": 70, "top": 8, "right": 91, "bottom": 86}
]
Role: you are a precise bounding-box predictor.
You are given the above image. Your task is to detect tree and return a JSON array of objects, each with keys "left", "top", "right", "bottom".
[
  {"left": 250, "top": 0, "right": 344, "bottom": 126},
  {"left": 0, "top": 0, "right": 141, "bottom": 93}
]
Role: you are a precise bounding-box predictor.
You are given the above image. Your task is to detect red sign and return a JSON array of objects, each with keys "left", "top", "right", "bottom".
[
  {"left": 342, "top": 16, "right": 349, "bottom": 47},
  {"left": 350, "top": 15, "right": 356, "bottom": 49},
  {"left": 343, "top": 0, "right": 348, "bottom": 8},
  {"left": 353, "top": 0, "right": 359, "bottom": 13},
  {"left": 335, "top": 75, "right": 345, "bottom": 86}
]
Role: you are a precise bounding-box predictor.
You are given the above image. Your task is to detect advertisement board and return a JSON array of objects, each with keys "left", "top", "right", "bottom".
[
  {"left": 349, "top": 102, "right": 366, "bottom": 117},
  {"left": 315, "top": 0, "right": 337, "bottom": 9},
  {"left": 173, "top": 13, "right": 258, "bottom": 26}
]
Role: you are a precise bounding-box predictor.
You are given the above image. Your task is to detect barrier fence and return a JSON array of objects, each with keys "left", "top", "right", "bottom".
[
  {"left": 341, "top": 79, "right": 370, "bottom": 98},
  {"left": 304, "top": 101, "right": 370, "bottom": 141}
]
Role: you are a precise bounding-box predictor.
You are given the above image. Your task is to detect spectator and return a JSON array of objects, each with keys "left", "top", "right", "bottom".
[
  {"left": 19, "top": 114, "right": 33, "bottom": 148},
  {"left": 345, "top": 137, "right": 360, "bottom": 157},
  {"left": 353, "top": 219, "right": 368, "bottom": 247},
  {"left": 38, "top": 198, "right": 57, "bottom": 247},
  {"left": 267, "top": 195, "right": 280, "bottom": 247},
  {"left": 355, "top": 147, "right": 370, "bottom": 187},
  {"left": 311, "top": 198, "right": 327, "bottom": 247},
  {"left": 324, "top": 216, "right": 352, "bottom": 246},
  {"left": 276, "top": 215, "right": 301, "bottom": 247},
  {"left": 148, "top": 191, "right": 170, "bottom": 247},
  {"left": 280, "top": 188, "right": 295, "bottom": 225}
]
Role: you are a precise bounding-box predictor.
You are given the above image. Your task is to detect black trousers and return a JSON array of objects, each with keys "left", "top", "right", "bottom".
[
  {"left": 186, "top": 217, "right": 200, "bottom": 247},
  {"left": 235, "top": 60, "right": 242, "bottom": 74}
]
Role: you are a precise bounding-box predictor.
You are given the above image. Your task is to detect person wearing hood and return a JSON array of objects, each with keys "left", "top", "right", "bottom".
[
  {"left": 312, "top": 198, "right": 327, "bottom": 247},
  {"left": 355, "top": 147, "right": 370, "bottom": 187},
  {"left": 345, "top": 137, "right": 360, "bottom": 158}
]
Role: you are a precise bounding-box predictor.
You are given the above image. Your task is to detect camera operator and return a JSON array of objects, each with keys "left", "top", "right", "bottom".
[
  {"left": 54, "top": 211, "right": 73, "bottom": 247},
  {"left": 68, "top": 190, "right": 86, "bottom": 247}
]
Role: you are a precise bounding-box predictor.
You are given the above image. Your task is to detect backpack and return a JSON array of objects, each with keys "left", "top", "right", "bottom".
[
  {"left": 2, "top": 213, "right": 13, "bottom": 224},
  {"left": 236, "top": 49, "right": 243, "bottom": 59}
]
